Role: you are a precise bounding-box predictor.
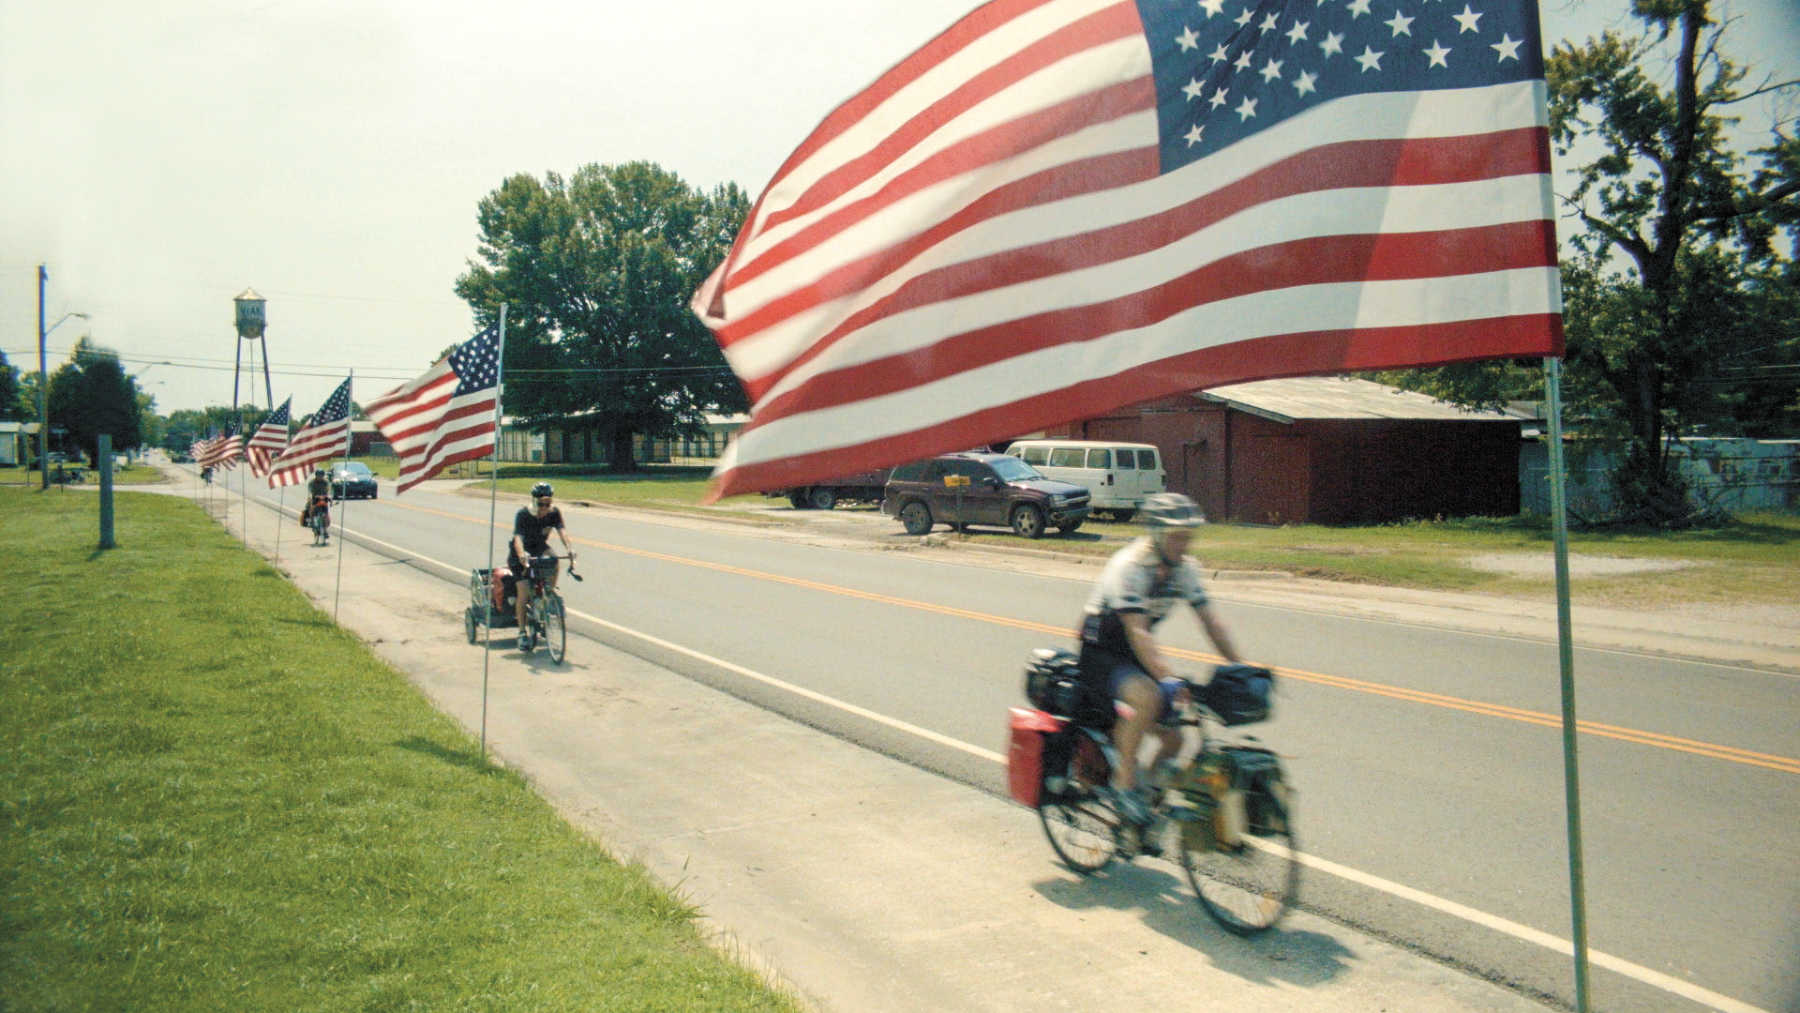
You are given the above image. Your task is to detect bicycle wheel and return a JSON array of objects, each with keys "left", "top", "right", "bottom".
[
  {"left": 541, "top": 594, "right": 567, "bottom": 664},
  {"left": 1178, "top": 791, "right": 1298, "bottom": 935},
  {"left": 1037, "top": 736, "right": 1117, "bottom": 875}
]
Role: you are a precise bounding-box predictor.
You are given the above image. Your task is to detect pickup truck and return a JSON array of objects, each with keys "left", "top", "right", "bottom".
[{"left": 769, "top": 468, "right": 892, "bottom": 510}]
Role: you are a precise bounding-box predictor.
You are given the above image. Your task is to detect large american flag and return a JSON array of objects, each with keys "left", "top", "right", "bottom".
[
  {"left": 694, "top": 0, "right": 1562, "bottom": 498},
  {"left": 246, "top": 397, "right": 292, "bottom": 478},
  {"left": 197, "top": 424, "right": 243, "bottom": 471},
  {"left": 365, "top": 325, "right": 501, "bottom": 494},
  {"left": 268, "top": 379, "right": 353, "bottom": 489}
]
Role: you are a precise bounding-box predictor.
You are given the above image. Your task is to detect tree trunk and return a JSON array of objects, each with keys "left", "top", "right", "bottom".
[{"left": 608, "top": 428, "right": 636, "bottom": 473}]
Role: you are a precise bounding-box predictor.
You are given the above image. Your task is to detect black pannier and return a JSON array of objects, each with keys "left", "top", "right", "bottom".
[
  {"left": 1204, "top": 664, "right": 1274, "bottom": 725},
  {"left": 1024, "top": 647, "right": 1085, "bottom": 715}
]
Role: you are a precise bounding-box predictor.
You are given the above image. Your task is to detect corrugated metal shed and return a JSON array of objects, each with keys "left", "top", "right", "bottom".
[{"left": 1198, "top": 376, "right": 1515, "bottom": 424}]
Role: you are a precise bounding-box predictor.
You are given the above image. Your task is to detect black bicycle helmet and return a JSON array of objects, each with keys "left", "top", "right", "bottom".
[
  {"left": 1141, "top": 492, "right": 1204, "bottom": 529},
  {"left": 531, "top": 481, "right": 554, "bottom": 498}
]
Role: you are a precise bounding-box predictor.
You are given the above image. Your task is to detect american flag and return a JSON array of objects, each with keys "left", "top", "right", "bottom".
[
  {"left": 365, "top": 325, "right": 502, "bottom": 494},
  {"left": 693, "top": 0, "right": 1562, "bottom": 498},
  {"left": 247, "top": 397, "right": 292, "bottom": 478},
  {"left": 268, "top": 379, "right": 353, "bottom": 488},
  {"left": 197, "top": 424, "right": 243, "bottom": 470}
]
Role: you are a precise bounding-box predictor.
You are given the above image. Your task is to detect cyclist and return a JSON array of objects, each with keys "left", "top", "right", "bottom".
[
  {"left": 1076, "top": 492, "right": 1244, "bottom": 827},
  {"left": 509, "top": 481, "right": 574, "bottom": 648},
  {"left": 301, "top": 468, "right": 331, "bottom": 532}
]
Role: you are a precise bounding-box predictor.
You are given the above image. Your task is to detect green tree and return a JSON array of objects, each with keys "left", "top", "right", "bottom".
[
  {"left": 1378, "top": 0, "right": 1799, "bottom": 524},
  {"left": 456, "top": 161, "right": 750, "bottom": 471},
  {"left": 0, "top": 348, "right": 27, "bottom": 421},
  {"left": 47, "top": 338, "right": 142, "bottom": 464}
]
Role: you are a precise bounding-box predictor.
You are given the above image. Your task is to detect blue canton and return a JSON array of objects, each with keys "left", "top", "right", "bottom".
[
  {"left": 263, "top": 399, "right": 290, "bottom": 428},
  {"left": 315, "top": 379, "right": 352, "bottom": 425},
  {"left": 450, "top": 324, "right": 501, "bottom": 398},
  {"left": 1135, "top": 0, "right": 1545, "bottom": 172}
]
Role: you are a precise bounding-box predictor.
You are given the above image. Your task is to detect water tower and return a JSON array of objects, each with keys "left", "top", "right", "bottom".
[{"left": 233, "top": 288, "right": 274, "bottom": 412}]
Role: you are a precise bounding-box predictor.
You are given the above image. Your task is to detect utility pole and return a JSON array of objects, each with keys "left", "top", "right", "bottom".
[{"left": 37, "top": 265, "right": 48, "bottom": 491}]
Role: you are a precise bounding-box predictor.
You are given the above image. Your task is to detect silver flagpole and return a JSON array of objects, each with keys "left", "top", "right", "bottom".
[
  {"left": 481, "top": 303, "right": 508, "bottom": 761},
  {"left": 1545, "top": 356, "right": 1591, "bottom": 1012},
  {"left": 333, "top": 372, "right": 352, "bottom": 622}
]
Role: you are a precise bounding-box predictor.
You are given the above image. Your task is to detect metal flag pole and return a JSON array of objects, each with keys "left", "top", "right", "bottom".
[
  {"left": 480, "top": 303, "right": 508, "bottom": 761},
  {"left": 239, "top": 342, "right": 252, "bottom": 547},
  {"left": 333, "top": 371, "right": 352, "bottom": 622},
  {"left": 1544, "top": 356, "right": 1591, "bottom": 1012}
]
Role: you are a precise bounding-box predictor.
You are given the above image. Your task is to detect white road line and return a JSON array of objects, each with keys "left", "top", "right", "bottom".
[{"left": 248, "top": 495, "right": 1771, "bottom": 1013}]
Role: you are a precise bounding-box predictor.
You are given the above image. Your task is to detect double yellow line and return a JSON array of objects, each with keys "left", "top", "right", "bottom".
[{"left": 387, "top": 497, "right": 1800, "bottom": 776}]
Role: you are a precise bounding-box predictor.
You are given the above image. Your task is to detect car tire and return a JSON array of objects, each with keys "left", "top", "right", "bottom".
[
  {"left": 1011, "top": 504, "right": 1046, "bottom": 539},
  {"left": 808, "top": 487, "right": 837, "bottom": 511},
  {"left": 1111, "top": 509, "right": 1135, "bottom": 522},
  {"left": 788, "top": 490, "right": 809, "bottom": 509},
  {"left": 900, "top": 500, "right": 933, "bottom": 535}
]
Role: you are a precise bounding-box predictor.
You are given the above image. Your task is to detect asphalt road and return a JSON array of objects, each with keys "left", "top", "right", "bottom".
[{"left": 196, "top": 467, "right": 1800, "bottom": 1012}]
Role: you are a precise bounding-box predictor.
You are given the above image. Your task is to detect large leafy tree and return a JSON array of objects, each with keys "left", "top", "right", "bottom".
[
  {"left": 0, "top": 348, "right": 25, "bottom": 421},
  {"left": 456, "top": 161, "right": 750, "bottom": 471},
  {"left": 1377, "top": 0, "right": 1799, "bottom": 523},
  {"left": 46, "top": 338, "right": 142, "bottom": 464}
]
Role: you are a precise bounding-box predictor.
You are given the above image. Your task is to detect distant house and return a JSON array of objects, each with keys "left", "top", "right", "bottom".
[
  {"left": 0, "top": 421, "right": 35, "bottom": 466},
  {"left": 1038, "top": 376, "right": 1521, "bottom": 524}
]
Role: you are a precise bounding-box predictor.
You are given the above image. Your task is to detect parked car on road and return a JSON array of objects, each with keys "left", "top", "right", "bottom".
[
  {"left": 329, "top": 461, "right": 379, "bottom": 500},
  {"left": 1003, "top": 439, "right": 1165, "bottom": 520},
  {"left": 768, "top": 467, "right": 893, "bottom": 510},
  {"left": 882, "top": 453, "right": 1089, "bottom": 538}
]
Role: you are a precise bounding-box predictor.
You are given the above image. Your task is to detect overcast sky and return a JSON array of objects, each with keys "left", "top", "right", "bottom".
[{"left": 3, "top": 0, "right": 1795, "bottom": 417}]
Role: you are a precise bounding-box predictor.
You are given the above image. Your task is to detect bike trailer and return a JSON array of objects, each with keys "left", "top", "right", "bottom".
[
  {"left": 470, "top": 567, "right": 517, "bottom": 613},
  {"left": 1204, "top": 664, "right": 1274, "bottom": 725},
  {"left": 1007, "top": 707, "right": 1067, "bottom": 808}
]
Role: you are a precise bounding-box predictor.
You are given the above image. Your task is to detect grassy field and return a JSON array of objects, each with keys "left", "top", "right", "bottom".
[
  {"left": 0, "top": 487, "right": 798, "bottom": 1012},
  {"left": 2, "top": 461, "right": 168, "bottom": 486}
]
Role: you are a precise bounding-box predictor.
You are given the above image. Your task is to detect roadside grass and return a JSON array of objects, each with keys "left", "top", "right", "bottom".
[
  {"left": 1, "top": 462, "right": 166, "bottom": 486},
  {"left": 0, "top": 487, "right": 799, "bottom": 1012}
]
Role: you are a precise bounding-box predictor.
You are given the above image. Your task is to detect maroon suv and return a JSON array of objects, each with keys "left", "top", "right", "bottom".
[{"left": 882, "top": 453, "right": 1091, "bottom": 538}]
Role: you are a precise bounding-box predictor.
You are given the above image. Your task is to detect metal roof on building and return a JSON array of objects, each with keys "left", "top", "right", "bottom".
[{"left": 1197, "top": 376, "right": 1517, "bottom": 424}]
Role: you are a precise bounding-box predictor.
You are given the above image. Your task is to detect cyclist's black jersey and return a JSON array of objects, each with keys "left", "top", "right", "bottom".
[
  {"left": 509, "top": 506, "right": 564, "bottom": 568},
  {"left": 1079, "top": 537, "right": 1210, "bottom": 659}
]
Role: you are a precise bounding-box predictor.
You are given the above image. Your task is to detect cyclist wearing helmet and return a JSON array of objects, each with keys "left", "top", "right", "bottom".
[
  {"left": 509, "top": 482, "right": 574, "bottom": 643},
  {"left": 301, "top": 468, "right": 331, "bottom": 529},
  {"left": 1077, "top": 492, "right": 1244, "bottom": 827}
]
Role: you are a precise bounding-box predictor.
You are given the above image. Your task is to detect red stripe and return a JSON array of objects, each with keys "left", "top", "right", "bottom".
[
  {"left": 728, "top": 78, "right": 1154, "bottom": 298},
  {"left": 396, "top": 442, "right": 494, "bottom": 494},
  {"left": 367, "top": 369, "right": 454, "bottom": 418},
  {"left": 758, "top": 2, "right": 1145, "bottom": 236},
  {"left": 387, "top": 395, "right": 493, "bottom": 446},
  {"left": 709, "top": 314, "right": 1563, "bottom": 499},
  {"left": 732, "top": 127, "right": 1549, "bottom": 399}
]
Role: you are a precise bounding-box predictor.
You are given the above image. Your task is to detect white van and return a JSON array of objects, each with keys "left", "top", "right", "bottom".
[{"left": 1004, "top": 439, "right": 1165, "bottom": 518}]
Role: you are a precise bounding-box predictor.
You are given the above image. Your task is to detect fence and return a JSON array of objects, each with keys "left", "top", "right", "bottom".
[{"left": 1520, "top": 438, "right": 1800, "bottom": 516}]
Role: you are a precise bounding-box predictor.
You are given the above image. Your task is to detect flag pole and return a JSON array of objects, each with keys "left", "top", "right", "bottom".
[
  {"left": 1544, "top": 356, "right": 1591, "bottom": 1013},
  {"left": 480, "top": 303, "right": 508, "bottom": 761},
  {"left": 333, "top": 371, "right": 352, "bottom": 622}
]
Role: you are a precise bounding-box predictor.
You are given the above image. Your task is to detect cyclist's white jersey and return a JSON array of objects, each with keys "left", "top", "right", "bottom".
[{"left": 1080, "top": 537, "right": 1209, "bottom": 658}]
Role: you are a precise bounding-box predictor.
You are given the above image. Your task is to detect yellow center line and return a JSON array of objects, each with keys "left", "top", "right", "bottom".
[{"left": 379, "top": 497, "right": 1800, "bottom": 775}]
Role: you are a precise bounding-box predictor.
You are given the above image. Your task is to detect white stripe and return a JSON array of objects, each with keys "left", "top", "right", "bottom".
[
  {"left": 746, "top": 170, "right": 1555, "bottom": 407},
  {"left": 744, "top": 31, "right": 1153, "bottom": 267},
  {"left": 726, "top": 81, "right": 1548, "bottom": 386},
  {"left": 751, "top": 0, "right": 1127, "bottom": 240},
  {"left": 734, "top": 266, "right": 1560, "bottom": 466}
]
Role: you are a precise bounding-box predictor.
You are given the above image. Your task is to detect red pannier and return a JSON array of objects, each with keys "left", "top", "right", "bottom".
[{"left": 1007, "top": 707, "right": 1068, "bottom": 808}]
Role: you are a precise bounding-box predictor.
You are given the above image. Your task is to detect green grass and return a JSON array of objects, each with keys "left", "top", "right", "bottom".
[
  {"left": 0, "top": 487, "right": 798, "bottom": 1012},
  {"left": 1, "top": 462, "right": 167, "bottom": 486}
]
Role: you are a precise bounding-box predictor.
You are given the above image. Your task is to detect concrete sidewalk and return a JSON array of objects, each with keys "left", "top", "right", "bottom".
[{"left": 149, "top": 473, "right": 1576, "bottom": 1013}]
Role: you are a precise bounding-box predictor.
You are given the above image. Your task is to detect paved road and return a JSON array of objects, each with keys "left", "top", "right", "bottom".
[{"left": 192, "top": 466, "right": 1800, "bottom": 1012}]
